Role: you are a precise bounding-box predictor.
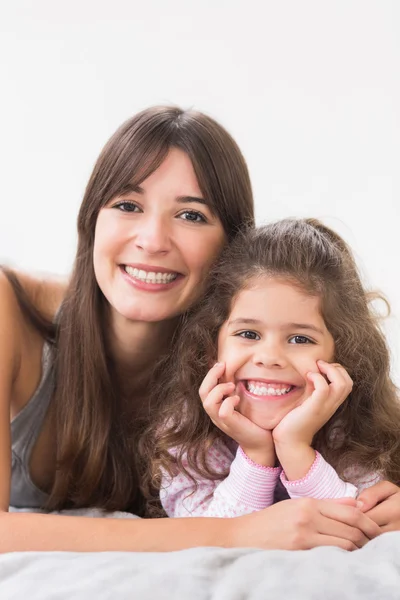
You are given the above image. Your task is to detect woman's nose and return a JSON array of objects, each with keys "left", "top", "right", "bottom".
[{"left": 134, "top": 214, "right": 171, "bottom": 255}]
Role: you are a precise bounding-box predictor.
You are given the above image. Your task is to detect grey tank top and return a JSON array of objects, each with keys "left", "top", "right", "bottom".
[{"left": 10, "top": 343, "right": 53, "bottom": 508}]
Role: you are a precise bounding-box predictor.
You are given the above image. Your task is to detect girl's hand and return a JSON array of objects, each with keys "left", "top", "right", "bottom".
[
  {"left": 272, "top": 361, "right": 353, "bottom": 480},
  {"left": 358, "top": 481, "right": 400, "bottom": 532},
  {"left": 199, "top": 363, "right": 276, "bottom": 466},
  {"left": 273, "top": 361, "right": 353, "bottom": 447}
]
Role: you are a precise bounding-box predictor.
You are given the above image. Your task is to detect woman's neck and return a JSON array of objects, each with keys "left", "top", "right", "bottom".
[{"left": 106, "top": 308, "right": 177, "bottom": 389}]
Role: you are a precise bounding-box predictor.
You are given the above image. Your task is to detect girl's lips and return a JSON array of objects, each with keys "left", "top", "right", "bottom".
[
  {"left": 119, "top": 265, "right": 184, "bottom": 292},
  {"left": 238, "top": 380, "right": 302, "bottom": 401}
]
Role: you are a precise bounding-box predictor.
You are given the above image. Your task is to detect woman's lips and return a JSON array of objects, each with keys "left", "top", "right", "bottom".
[{"left": 119, "top": 265, "right": 184, "bottom": 292}]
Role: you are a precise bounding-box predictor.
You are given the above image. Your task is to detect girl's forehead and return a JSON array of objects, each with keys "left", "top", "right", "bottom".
[{"left": 229, "top": 278, "right": 323, "bottom": 318}]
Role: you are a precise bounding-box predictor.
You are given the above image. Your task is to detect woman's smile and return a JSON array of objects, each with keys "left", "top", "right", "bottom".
[{"left": 119, "top": 263, "right": 184, "bottom": 292}]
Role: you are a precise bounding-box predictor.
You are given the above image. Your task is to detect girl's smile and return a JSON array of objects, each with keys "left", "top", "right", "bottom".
[
  {"left": 217, "top": 277, "right": 335, "bottom": 430},
  {"left": 238, "top": 379, "right": 303, "bottom": 400}
]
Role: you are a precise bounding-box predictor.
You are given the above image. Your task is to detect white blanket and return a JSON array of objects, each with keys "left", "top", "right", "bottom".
[{"left": 1, "top": 508, "right": 399, "bottom": 599}]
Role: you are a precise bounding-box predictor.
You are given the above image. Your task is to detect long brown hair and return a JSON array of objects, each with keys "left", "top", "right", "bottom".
[
  {"left": 146, "top": 218, "right": 400, "bottom": 499},
  {"left": 4, "top": 106, "right": 254, "bottom": 514}
]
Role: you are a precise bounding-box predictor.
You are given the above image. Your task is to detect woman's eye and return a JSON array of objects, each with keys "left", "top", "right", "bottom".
[
  {"left": 237, "top": 330, "right": 260, "bottom": 340},
  {"left": 178, "top": 210, "right": 207, "bottom": 223},
  {"left": 288, "top": 335, "right": 314, "bottom": 344},
  {"left": 113, "top": 201, "right": 140, "bottom": 212}
]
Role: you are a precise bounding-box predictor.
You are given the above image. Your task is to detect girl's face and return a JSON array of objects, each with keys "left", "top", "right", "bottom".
[
  {"left": 217, "top": 277, "right": 335, "bottom": 430},
  {"left": 93, "top": 148, "right": 226, "bottom": 323}
]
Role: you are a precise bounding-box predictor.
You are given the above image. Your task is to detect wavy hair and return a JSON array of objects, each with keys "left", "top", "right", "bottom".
[{"left": 144, "top": 218, "right": 400, "bottom": 506}]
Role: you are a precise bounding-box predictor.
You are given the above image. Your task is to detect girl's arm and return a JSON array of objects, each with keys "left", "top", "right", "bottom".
[
  {"left": 160, "top": 438, "right": 281, "bottom": 518},
  {"left": 273, "top": 361, "right": 357, "bottom": 499},
  {"left": 279, "top": 451, "right": 359, "bottom": 499}
]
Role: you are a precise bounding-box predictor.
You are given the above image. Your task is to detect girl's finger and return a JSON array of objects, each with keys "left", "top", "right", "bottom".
[
  {"left": 199, "top": 362, "right": 226, "bottom": 401},
  {"left": 317, "top": 361, "right": 353, "bottom": 393},
  {"left": 306, "top": 371, "right": 330, "bottom": 402},
  {"left": 202, "top": 383, "right": 235, "bottom": 420},
  {"left": 218, "top": 395, "right": 240, "bottom": 421}
]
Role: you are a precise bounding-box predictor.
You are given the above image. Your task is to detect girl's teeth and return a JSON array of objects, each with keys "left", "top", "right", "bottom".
[
  {"left": 246, "top": 382, "right": 292, "bottom": 396},
  {"left": 124, "top": 266, "right": 178, "bottom": 284}
]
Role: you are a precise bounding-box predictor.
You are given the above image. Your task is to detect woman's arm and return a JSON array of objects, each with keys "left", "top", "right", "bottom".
[
  {"left": 0, "top": 272, "right": 24, "bottom": 511},
  {"left": 0, "top": 496, "right": 382, "bottom": 553}
]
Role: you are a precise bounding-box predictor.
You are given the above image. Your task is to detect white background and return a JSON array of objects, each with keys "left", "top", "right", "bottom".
[{"left": 0, "top": 1, "right": 399, "bottom": 381}]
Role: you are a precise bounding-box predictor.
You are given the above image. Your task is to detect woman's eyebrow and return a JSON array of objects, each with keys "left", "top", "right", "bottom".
[
  {"left": 119, "top": 187, "right": 207, "bottom": 206},
  {"left": 120, "top": 183, "right": 144, "bottom": 195},
  {"left": 176, "top": 195, "right": 207, "bottom": 205}
]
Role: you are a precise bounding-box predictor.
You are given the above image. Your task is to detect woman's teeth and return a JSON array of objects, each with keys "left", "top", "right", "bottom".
[
  {"left": 124, "top": 266, "right": 178, "bottom": 284},
  {"left": 246, "top": 382, "right": 293, "bottom": 396}
]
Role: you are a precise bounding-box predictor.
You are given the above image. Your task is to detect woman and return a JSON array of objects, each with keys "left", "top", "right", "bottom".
[{"left": 0, "top": 106, "right": 393, "bottom": 552}]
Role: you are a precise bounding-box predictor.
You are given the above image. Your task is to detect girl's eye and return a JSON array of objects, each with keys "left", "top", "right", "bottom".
[
  {"left": 237, "top": 330, "right": 260, "bottom": 341},
  {"left": 178, "top": 210, "right": 207, "bottom": 223},
  {"left": 288, "top": 335, "right": 314, "bottom": 345},
  {"left": 113, "top": 201, "right": 140, "bottom": 212}
]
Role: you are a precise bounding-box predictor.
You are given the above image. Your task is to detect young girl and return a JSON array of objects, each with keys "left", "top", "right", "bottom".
[{"left": 151, "top": 218, "right": 400, "bottom": 518}]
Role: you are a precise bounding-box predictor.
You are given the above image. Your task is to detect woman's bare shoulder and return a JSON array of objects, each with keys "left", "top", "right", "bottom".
[
  {"left": 0, "top": 271, "right": 25, "bottom": 389},
  {"left": 8, "top": 269, "right": 68, "bottom": 321}
]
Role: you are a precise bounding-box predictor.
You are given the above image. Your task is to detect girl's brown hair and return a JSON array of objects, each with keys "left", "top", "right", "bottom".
[
  {"left": 146, "top": 218, "right": 400, "bottom": 500},
  {"left": 3, "top": 106, "right": 254, "bottom": 514}
]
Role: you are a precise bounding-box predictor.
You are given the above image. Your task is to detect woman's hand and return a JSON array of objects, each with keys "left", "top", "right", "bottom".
[
  {"left": 199, "top": 363, "right": 276, "bottom": 466},
  {"left": 232, "top": 497, "right": 382, "bottom": 551},
  {"left": 358, "top": 481, "right": 400, "bottom": 532},
  {"left": 272, "top": 361, "right": 353, "bottom": 480}
]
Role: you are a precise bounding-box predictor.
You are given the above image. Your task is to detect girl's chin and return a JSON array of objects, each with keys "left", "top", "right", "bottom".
[{"left": 238, "top": 401, "right": 294, "bottom": 430}]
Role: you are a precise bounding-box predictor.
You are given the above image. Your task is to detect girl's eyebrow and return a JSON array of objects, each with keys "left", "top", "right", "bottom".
[
  {"left": 228, "top": 318, "right": 263, "bottom": 326},
  {"left": 228, "top": 318, "right": 324, "bottom": 335},
  {"left": 287, "top": 323, "right": 324, "bottom": 335}
]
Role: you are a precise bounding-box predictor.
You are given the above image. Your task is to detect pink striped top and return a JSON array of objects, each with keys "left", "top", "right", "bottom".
[{"left": 160, "top": 438, "right": 380, "bottom": 518}]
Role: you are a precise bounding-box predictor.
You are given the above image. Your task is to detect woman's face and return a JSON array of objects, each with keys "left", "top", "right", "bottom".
[{"left": 93, "top": 148, "right": 226, "bottom": 323}]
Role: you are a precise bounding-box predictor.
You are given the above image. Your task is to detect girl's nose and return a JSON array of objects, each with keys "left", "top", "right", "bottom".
[{"left": 252, "top": 341, "right": 287, "bottom": 369}]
